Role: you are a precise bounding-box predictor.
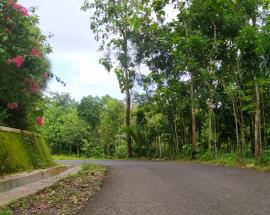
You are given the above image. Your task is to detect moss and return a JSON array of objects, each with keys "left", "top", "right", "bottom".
[{"left": 0, "top": 130, "right": 54, "bottom": 176}]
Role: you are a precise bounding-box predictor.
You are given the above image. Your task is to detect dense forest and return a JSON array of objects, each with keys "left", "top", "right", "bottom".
[
  {"left": 42, "top": 93, "right": 126, "bottom": 158},
  {"left": 45, "top": 0, "right": 270, "bottom": 163},
  {"left": 77, "top": 0, "right": 269, "bottom": 162}
]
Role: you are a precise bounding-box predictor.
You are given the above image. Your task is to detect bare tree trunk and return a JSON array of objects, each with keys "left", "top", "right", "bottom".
[
  {"left": 232, "top": 100, "right": 240, "bottom": 154},
  {"left": 254, "top": 78, "right": 261, "bottom": 160},
  {"left": 174, "top": 119, "right": 179, "bottom": 156},
  {"left": 76, "top": 142, "right": 80, "bottom": 157},
  {"left": 126, "top": 87, "right": 132, "bottom": 157},
  {"left": 122, "top": 1, "right": 132, "bottom": 158},
  {"left": 214, "top": 116, "right": 218, "bottom": 158},
  {"left": 208, "top": 111, "right": 212, "bottom": 151},
  {"left": 158, "top": 135, "right": 161, "bottom": 159},
  {"left": 261, "top": 94, "right": 267, "bottom": 148},
  {"left": 239, "top": 103, "right": 246, "bottom": 155},
  {"left": 208, "top": 90, "right": 213, "bottom": 151},
  {"left": 191, "top": 72, "right": 196, "bottom": 159},
  {"left": 184, "top": 18, "right": 196, "bottom": 159}
]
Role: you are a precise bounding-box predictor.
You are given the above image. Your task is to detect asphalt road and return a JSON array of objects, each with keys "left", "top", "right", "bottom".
[{"left": 59, "top": 160, "right": 270, "bottom": 215}]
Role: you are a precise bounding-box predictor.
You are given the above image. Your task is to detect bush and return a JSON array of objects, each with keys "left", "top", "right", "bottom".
[
  {"left": 181, "top": 144, "right": 193, "bottom": 158},
  {"left": 81, "top": 139, "right": 104, "bottom": 158},
  {"left": 115, "top": 143, "right": 127, "bottom": 159},
  {"left": 198, "top": 151, "right": 216, "bottom": 161},
  {"left": 213, "top": 153, "right": 237, "bottom": 166},
  {"left": 261, "top": 150, "right": 270, "bottom": 165}
]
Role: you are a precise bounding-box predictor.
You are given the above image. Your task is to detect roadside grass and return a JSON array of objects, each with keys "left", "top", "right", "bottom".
[
  {"left": 0, "top": 209, "right": 13, "bottom": 215},
  {"left": 52, "top": 152, "right": 270, "bottom": 172},
  {"left": 52, "top": 154, "right": 91, "bottom": 160},
  {"left": 52, "top": 154, "right": 127, "bottom": 161},
  {"left": 0, "top": 164, "right": 106, "bottom": 215},
  {"left": 173, "top": 152, "right": 270, "bottom": 172}
]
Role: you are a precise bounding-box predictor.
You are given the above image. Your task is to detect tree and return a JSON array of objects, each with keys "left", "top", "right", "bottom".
[
  {"left": 82, "top": 0, "right": 142, "bottom": 157},
  {"left": 78, "top": 95, "right": 102, "bottom": 131},
  {"left": 126, "top": 0, "right": 270, "bottom": 161},
  {"left": 42, "top": 93, "right": 89, "bottom": 155},
  {"left": 98, "top": 97, "right": 125, "bottom": 156}
]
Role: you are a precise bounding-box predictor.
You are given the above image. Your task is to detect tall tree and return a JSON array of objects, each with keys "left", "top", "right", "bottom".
[{"left": 82, "top": 0, "right": 141, "bottom": 157}]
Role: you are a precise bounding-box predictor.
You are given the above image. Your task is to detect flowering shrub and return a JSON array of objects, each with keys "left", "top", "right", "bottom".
[{"left": 0, "top": 0, "right": 52, "bottom": 129}]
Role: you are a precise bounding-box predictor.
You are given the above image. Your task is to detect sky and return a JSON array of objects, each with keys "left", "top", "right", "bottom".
[{"left": 19, "top": 0, "right": 124, "bottom": 101}]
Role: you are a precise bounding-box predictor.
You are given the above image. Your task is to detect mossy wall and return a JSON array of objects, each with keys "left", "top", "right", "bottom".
[{"left": 0, "top": 128, "right": 54, "bottom": 175}]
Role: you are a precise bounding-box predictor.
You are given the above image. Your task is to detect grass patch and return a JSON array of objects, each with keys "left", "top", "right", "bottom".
[
  {"left": 0, "top": 164, "right": 106, "bottom": 215},
  {"left": 177, "top": 152, "right": 270, "bottom": 172},
  {"left": 81, "top": 163, "right": 106, "bottom": 172},
  {"left": 52, "top": 155, "right": 108, "bottom": 160},
  {"left": 52, "top": 155, "right": 90, "bottom": 160},
  {"left": 0, "top": 209, "right": 13, "bottom": 215}
]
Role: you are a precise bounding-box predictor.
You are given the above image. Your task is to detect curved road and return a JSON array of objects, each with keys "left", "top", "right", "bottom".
[{"left": 60, "top": 160, "right": 270, "bottom": 215}]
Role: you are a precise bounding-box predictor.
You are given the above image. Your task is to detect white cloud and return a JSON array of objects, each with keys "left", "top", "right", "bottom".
[
  {"left": 46, "top": 51, "right": 124, "bottom": 101},
  {"left": 19, "top": 0, "right": 124, "bottom": 101}
]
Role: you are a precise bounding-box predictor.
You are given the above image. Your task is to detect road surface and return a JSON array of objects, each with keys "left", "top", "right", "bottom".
[{"left": 59, "top": 160, "right": 270, "bottom": 215}]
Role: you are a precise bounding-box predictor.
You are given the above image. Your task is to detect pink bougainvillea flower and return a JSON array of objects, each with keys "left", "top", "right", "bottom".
[
  {"left": 8, "top": 55, "right": 23, "bottom": 67},
  {"left": 29, "top": 82, "right": 35, "bottom": 93},
  {"left": 13, "top": 55, "right": 23, "bottom": 67},
  {"left": 29, "top": 82, "right": 40, "bottom": 93},
  {"left": 10, "top": 2, "right": 29, "bottom": 17},
  {"left": 22, "top": 77, "right": 40, "bottom": 94},
  {"left": 37, "top": 116, "right": 43, "bottom": 126},
  {"left": 7, "top": 102, "right": 18, "bottom": 110},
  {"left": 31, "top": 48, "right": 39, "bottom": 57}
]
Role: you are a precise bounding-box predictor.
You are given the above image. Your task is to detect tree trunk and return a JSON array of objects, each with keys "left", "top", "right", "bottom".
[
  {"left": 122, "top": 2, "right": 132, "bottom": 158},
  {"left": 76, "top": 142, "right": 80, "bottom": 157},
  {"left": 254, "top": 78, "right": 261, "bottom": 160},
  {"left": 191, "top": 72, "right": 196, "bottom": 159},
  {"left": 208, "top": 90, "right": 213, "bottom": 151},
  {"left": 261, "top": 94, "right": 267, "bottom": 148},
  {"left": 232, "top": 100, "right": 240, "bottom": 154},
  {"left": 126, "top": 87, "right": 132, "bottom": 157},
  {"left": 239, "top": 102, "right": 246, "bottom": 155},
  {"left": 174, "top": 119, "right": 179, "bottom": 156}
]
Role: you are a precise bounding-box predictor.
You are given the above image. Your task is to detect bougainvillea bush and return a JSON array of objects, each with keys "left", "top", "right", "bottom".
[{"left": 0, "top": 0, "right": 52, "bottom": 129}]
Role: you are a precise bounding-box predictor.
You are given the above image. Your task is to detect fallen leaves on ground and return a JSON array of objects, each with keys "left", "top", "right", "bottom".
[{"left": 1, "top": 166, "right": 106, "bottom": 215}]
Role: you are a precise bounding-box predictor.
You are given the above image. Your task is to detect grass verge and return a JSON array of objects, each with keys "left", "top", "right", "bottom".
[
  {"left": 52, "top": 155, "right": 89, "bottom": 160},
  {"left": 0, "top": 164, "right": 106, "bottom": 215},
  {"left": 173, "top": 153, "right": 270, "bottom": 172},
  {"left": 53, "top": 153, "right": 270, "bottom": 172}
]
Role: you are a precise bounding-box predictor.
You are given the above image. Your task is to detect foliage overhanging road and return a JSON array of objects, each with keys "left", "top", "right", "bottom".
[{"left": 60, "top": 160, "right": 270, "bottom": 215}]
